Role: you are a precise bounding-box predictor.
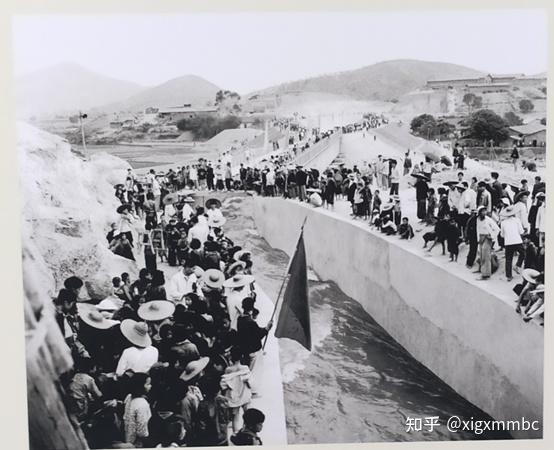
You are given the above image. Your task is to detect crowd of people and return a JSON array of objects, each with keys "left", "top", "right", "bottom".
[
  {"left": 309, "top": 151, "right": 546, "bottom": 325},
  {"left": 54, "top": 173, "right": 278, "bottom": 447}
]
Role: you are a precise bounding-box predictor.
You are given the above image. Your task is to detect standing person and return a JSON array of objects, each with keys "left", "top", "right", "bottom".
[
  {"left": 389, "top": 160, "right": 400, "bottom": 196},
  {"left": 123, "top": 373, "right": 152, "bottom": 448},
  {"left": 296, "top": 166, "right": 308, "bottom": 202},
  {"left": 490, "top": 172, "right": 503, "bottom": 209},
  {"left": 206, "top": 163, "right": 215, "bottom": 191},
  {"left": 457, "top": 149, "right": 465, "bottom": 170},
  {"left": 403, "top": 150, "right": 412, "bottom": 176},
  {"left": 500, "top": 206, "right": 525, "bottom": 281},
  {"left": 512, "top": 190, "right": 530, "bottom": 234},
  {"left": 457, "top": 182, "right": 476, "bottom": 238},
  {"left": 464, "top": 209, "right": 479, "bottom": 269},
  {"left": 189, "top": 165, "right": 198, "bottom": 190},
  {"left": 511, "top": 145, "right": 520, "bottom": 172},
  {"left": 116, "top": 320, "right": 159, "bottom": 376},
  {"left": 422, "top": 158, "right": 433, "bottom": 182},
  {"left": 425, "top": 188, "right": 437, "bottom": 225},
  {"left": 379, "top": 156, "right": 389, "bottom": 189},
  {"left": 224, "top": 162, "right": 233, "bottom": 191},
  {"left": 220, "top": 347, "right": 252, "bottom": 434},
  {"left": 414, "top": 176, "right": 429, "bottom": 222},
  {"left": 476, "top": 182, "right": 492, "bottom": 215},
  {"left": 476, "top": 205, "right": 500, "bottom": 280},
  {"left": 446, "top": 216, "right": 461, "bottom": 262},
  {"left": 192, "top": 378, "right": 230, "bottom": 447}
]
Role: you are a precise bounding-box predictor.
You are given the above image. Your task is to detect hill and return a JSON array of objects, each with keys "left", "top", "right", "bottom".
[
  {"left": 254, "top": 59, "right": 485, "bottom": 101},
  {"left": 105, "top": 75, "right": 221, "bottom": 113},
  {"left": 15, "top": 62, "right": 144, "bottom": 118}
]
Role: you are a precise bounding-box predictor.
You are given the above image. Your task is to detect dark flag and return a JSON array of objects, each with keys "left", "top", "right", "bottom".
[{"left": 274, "top": 231, "right": 311, "bottom": 350}]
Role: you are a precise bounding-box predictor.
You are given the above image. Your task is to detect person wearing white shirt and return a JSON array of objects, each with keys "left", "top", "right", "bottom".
[
  {"left": 180, "top": 202, "right": 195, "bottom": 221},
  {"left": 206, "top": 206, "right": 224, "bottom": 222},
  {"left": 188, "top": 219, "right": 209, "bottom": 247},
  {"left": 389, "top": 161, "right": 401, "bottom": 195},
  {"left": 513, "top": 193, "right": 530, "bottom": 232},
  {"left": 500, "top": 206, "right": 525, "bottom": 280},
  {"left": 225, "top": 286, "right": 248, "bottom": 331},
  {"left": 189, "top": 166, "right": 198, "bottom": 189},
  {"left": 116, "top": 346, "right": 159, "bottom": 376},
  {"left": 476, "top": 206, "right": 500, "bottom": 279},
  {"left": 457, "top": 184, "right": 477, "bottom": 236},
  {"left": 166, "top": 264, "right": 199, "bottom": 303},
  {"left": 536, "top": 199, "right": 546, "bottom": 248}
]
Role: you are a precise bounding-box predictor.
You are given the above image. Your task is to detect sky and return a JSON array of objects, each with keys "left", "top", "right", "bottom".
[{"left": 12, "top": 10, "right": 548, "bottom": 94}]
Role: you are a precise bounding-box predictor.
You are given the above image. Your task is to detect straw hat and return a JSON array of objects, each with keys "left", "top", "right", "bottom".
[
  {"left": 382, "top": 203, "right": 394, "bottom": 211},
  {"left": 522, "top": 269, "right": 541, "bottom": 284},
  {"left": 138, "top": 300, "right": 175, "bottom": 322},
  {"left": 223, "top": 274, "right": 255, "bottom": 288},
  {"left": 120, "top": 320, "right": 152, "bottom": 347},
  {"left": 96, "top": 295, "right": 124, "bottom": 311},
  {"left": 208, "top": 216, "right": 227, "bottom": 227},
  {"left": 502, "top": 206, "right": 517, "bottom": 217},
  {"left": 227, "top": 260, "right": 247, "bottom": 274},
  {"left": 203, "top": 269, "right": 225, "bottom": 289},
  {"left": 205, "top": 198, "right": 222, "bottom": 209},
  {"left": 455, "top": 183, "right": 466, "bottom": 191},
  {"left": 514, "top": 190, "right": 530, "bottom": 203},
  {"left": 80, "top": 307, "right": 119, "bottom": 330},
  {"left": 193, "top": 266, "right": 205, "bottom": 279},
  {"left": 180, "top": 357, "right": 210, "bottom": 381},
  {"left": 182, "top": 196, "right": 196, "bottom": 203},
  {"left": 233, "top": 249, "right": 251, "bottom": 261},
  {"left": 501, "top": 198, "right": 511, "bottom": 206}
]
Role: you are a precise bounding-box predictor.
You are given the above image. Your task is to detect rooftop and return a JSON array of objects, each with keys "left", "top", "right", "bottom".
[
  {"left": 158, "top": 105, "right": 218, "bottom": 114},
  {"left": 509, "top": 122, "right": 547, "bottom": 136}
]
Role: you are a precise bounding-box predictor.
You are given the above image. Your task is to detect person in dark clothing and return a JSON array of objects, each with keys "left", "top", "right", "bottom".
[
  {"left": 236, "top": 298, "right": 273, "bottom": 367},
  {"left": 464, "top": 209, "right": 479, "bottom": 268},
  {"left": 446, "top": 216, "right": 461, "bottom": 262},
  {"left": 206, "top": 165, "right": 215, "bottom": 191},
  {"left": 398, "top": 217, "right": 414, "bottom": 240},
  {"left": 230, "top": 408, "right": 265, "bottom": 446},
  {"left": 414, "top": 178, "right": 429, "bottom": 221},
  {"left": 295, "top": 167, "right": 308, "bottom": 202},
  {"left": 324, "top": 173, "right": 337, "bottom": 209},
  {"left": 522, "top": 234, "right": 539, "bottom": 270},
  {"left": 490, "top": 172, "right": 503, "bottom": 209},
  {"left": 109, "top": 234, "right": 135, "bottom": 261},
  {"left": 426, "top": 215, "right": 449, "bottom": 255}
]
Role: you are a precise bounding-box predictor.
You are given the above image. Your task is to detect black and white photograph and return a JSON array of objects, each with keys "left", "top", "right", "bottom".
[{"left": 8, "top": 6, "right": 547, "bottom": 449}]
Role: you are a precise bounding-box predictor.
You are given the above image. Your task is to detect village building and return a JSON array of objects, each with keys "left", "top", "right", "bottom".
[
  {"left": 157, "top": 104, "right": 218, "bottom": 123},
  {"left": 502, "top": 121, "right": 547, "bottom": 148},
  {"left": 426, "top": 73, "right": 545, "bottom": 91}
]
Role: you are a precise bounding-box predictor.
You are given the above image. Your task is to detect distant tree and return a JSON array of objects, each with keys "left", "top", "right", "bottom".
[
  {"left": 464, "top": 109, "right": 510, "bottom": 145},
  {"left": 519, "top": 99, "right": 535, "bottom": 113},
  {"left": 215, "top": 90, "right": 242, "bottom": 115},
  {"left": 503, "top": 112, "right": 524, "bottom": 127},
  {"left": 462, "top": 93, "right": 483, "bottom": 114},
  {"left": 434, "top": 119, "right": 456, "bottom": 138},
  {"left": 176, "top": 115, "right": 241, "bottom": 140},
  {"left": 410, "top": 114, "right": 436, "bottom": 138},
  {"left": 540, "top": 117, "right": 546, "bottom": 125}
]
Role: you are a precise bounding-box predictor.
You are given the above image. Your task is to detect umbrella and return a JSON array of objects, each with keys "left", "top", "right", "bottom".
[
  {"left": 163, "top": 192, "right": 180, "bottom": 205},
  {"left": 440, "top": 155, "right": 452, "bottom": 167},
  {"left": 424, "top": 151, "right": 440, "bottom": 163},
  {"left": 205, "top": 198, "right": 222, "bottom": 209},
  {"left": 411, "top": 173, "right": 430, "bottom": 182},
  {"left": 116, "top": 204, "right": 131, "bottom": 214},
  {"left": 443, "top": 181, "right": 458, "bottom": 186}
]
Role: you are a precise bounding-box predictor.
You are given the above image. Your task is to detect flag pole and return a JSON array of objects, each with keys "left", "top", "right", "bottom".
[{"left": 262, "top": 215, "right": 308, "bottom": 351}]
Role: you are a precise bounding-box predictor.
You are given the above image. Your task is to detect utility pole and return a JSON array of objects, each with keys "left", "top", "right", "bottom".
[{"left": 78, "top": 111, "right": 88, "bottom": 153}]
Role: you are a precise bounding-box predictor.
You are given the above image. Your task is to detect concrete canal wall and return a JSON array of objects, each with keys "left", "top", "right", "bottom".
[{"left": 252, "top": 197, "right": 543, "bottom": 438}]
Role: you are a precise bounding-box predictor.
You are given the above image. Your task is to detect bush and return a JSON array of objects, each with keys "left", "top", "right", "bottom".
[
  {"left": 519, "top": 99, "right": 535, "bottom": 113},
  {"left": 503, "top": 112, "right": 523, "bottom": 127},
  {"left": 176, "top": 115, "right": 242, "bottom": 140},
  {"left": 464, "top": 109, "right": 509, "bottom": 145}
]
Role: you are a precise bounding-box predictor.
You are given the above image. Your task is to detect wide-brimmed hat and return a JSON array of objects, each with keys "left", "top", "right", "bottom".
[
  {"left": 476, "top": 205, "right": 486, "bottom": 213},
  {"left": 163, "top": 192, "right": 180, "bottom": 205},
  {"left": 536, "top": 192, "right": 546, "bottom": 199},
  {"left": 391, "top": 194, "right": 400, "bottom": 202},
  {"left": 233, "top": 249, "right": 251, "bottom": 261},
  {"left": 114, "top": 183, "right": 124, "bottom": 189},
  {"left": 411, "top": 173, "right": 430, "bottom": 182},
  {"left": 96, "top": 295, "right": 124, "bottom": 311},
  {"left": 443, "top": 181, "right": 458, "bottom": 187},
  {"left": 455, "top": 183, "right": 466, "bottom": 191},
  {"left": 203, "top": 240, "right": 220, "bottom": 252},
  {"left": 138, "top": 300, "right": 175, "bottom": 321},
  {"left": 382, "top": 203, "right": 394, "bottom": 211},
  {"left": 116, "top": 204, "right": 131, "bottom": 214},
  {"left": 208, "top": 216, "right": 227, "bottom": 227},
  {"left": 514, "top": 190, "right": 530, "bottom": 203},
  {"left": 120, "top": 319, "right": 152, "bottom": 347},
  {"left": 522, "top": 269, "right": 541, "bottom": 284},
  {"left": 193, "top": 266, "right": 205, "bottom": 279},
  {"left": 182, "top": 196, "right": 196, "bottom": 203},
  {"left": 203, "top": 269, "right": 225, "bottom": 289},
  {"left": 223, "top": 274, "right": 255, "bottom": 288},
  {"left": 80, "top": 307, "right": 119, "bottom": 329},
  {"left": 205, "top": 198, "right": 222, "bottom": 209},
  {"left": 502, "top": 206, "right": 517, "bottom": 217},
  {"left": 501, "top": 198, "right": 511, "bottom": 206},
  {"left": 227, "top": 260, "right": 247, "bottom": 274},
  {"left": 306, "top": 188, "right": 322, "bottom": 193},
  {"left": 180, "top": 357, "right": 210, "bottom": 381}
]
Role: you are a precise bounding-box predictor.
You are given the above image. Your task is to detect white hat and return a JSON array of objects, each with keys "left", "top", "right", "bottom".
[
  {"left": 138, "top": 300, "right": 175, "bottom": 322},
  {"left": 120, "top": 320, "right": 152, "bottom": 347},
  {"left": 223, "top": 274, "right": 255, "bottom": 288}
]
